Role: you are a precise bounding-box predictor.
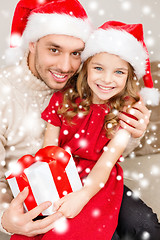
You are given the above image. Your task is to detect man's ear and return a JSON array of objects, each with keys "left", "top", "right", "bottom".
[{"left": 29, "top": 42, "right": 36, "bottom": 53}]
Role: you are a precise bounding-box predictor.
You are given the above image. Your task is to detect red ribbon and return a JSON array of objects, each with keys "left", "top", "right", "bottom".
[{"left": 7, "top": 146, "right": 73, "bottom": 214}]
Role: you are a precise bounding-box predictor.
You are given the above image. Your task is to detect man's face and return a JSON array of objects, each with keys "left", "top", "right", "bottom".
[{"left": 29, "top": 34, "right": 85, "bottom": 90}]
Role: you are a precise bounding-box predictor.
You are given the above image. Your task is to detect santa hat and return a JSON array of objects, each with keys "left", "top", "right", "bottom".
[
  {"left": 81, "top": 21, "right": 159, "bottom": 106},
  {"left": 5, "top": 0, "right": 93, "bottom": 65}
]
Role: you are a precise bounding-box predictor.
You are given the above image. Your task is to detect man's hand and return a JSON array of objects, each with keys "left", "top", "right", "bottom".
[
  {"left": 119, "top": 97, "right": 151, "bottom": 138},
  {"left": 1, "top": 187, "right": 62, "bottom": 237}
]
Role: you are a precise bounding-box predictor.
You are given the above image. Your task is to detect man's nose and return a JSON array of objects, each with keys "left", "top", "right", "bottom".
[{"left": 58, "top": 54, "right": 72, "bottom": 73}]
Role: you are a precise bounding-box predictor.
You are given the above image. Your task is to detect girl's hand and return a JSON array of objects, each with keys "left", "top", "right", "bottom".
[{"left": 53, "top": 189, "right": 89, "bottom": 218}]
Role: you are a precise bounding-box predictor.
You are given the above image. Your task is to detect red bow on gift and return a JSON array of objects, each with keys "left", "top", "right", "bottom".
[{"left": 6, "top": 146, "right": 73, "bottom": 213}]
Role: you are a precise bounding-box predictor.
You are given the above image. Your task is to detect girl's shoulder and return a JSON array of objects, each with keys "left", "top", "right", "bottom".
[{"left": 50, "top": 90, "right": 64, "bottom": 104}]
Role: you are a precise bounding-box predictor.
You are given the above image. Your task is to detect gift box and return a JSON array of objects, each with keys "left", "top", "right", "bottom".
[{"left": 5, "top": 146, "right": 82, "bottom": 215}]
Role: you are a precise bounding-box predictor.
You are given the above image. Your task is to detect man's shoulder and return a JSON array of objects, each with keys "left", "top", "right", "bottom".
[
  {"left": 0, "top": 65, "right": 17, "bottom": 84},
  {"left": 0, "top": 65, "right": 19, "bottom": 100}
]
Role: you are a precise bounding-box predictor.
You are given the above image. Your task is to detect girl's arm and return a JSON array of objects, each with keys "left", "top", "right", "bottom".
[
  {"left": 54, "top": 129, "right": 130, "bottom": 218},
  {"left": 83, "top": 129, "right": 130, "bottom": 199},
  {"left": 43, "top": 123, "right": 60, "bottom": 147}
]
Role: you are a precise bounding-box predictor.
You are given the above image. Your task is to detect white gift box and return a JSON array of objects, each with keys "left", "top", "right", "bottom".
[{"left": 6, "top": 148, "right": 82, "bottom": 215}]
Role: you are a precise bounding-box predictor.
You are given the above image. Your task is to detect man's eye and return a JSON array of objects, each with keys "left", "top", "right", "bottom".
[
  {"left": 50, "top": 48, "right": 58, "bottom": 53},
  {"left": 72, "top": 52, "right": 80, "bottom": 56},
  {"left": 95, "top": 67, "right": 103, "bottom": 71}
]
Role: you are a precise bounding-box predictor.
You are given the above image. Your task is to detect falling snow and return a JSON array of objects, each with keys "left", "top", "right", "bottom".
[
  {"left": 53, "top": 217, "right": 69, "bottom": 234},
  {"left": 0, "top": 0, "right": 160, "bottom": 237}
]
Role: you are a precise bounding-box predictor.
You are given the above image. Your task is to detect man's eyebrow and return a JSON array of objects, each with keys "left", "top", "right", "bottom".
[
  {"left": 46, "top": 42, "right": 84, "bottom": 52},
  {"left": 46, "top": 42, "right": 61, "bottom": 48},
  {"left": 73, "top": 46, "right": 85, "bottom": 52}
]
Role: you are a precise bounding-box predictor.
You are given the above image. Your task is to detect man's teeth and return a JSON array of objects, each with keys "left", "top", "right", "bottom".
[{"left": 53, "top": 73, "right": 66, "bottom": 79}]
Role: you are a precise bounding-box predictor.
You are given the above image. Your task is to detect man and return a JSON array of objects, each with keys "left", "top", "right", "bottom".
[{"left": 0, "top": 0, "right": 159, "bottom": 239}]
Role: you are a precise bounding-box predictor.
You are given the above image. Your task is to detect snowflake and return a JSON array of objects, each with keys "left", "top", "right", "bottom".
[
  {"left": 79, "top": 139, "right": 88, "bottom": 148},
  {"left": 150, "top": 165, "right": 160, "bottom": 175},
  {"left": 74, "top": 133, "right": 80, "bottom": 139},
  {"left": 38, "top": 0, "right": 46, "bottom": 3},
  {"left": 139, "top": 178, "right": 149, "bottom": 188},
  {"left": 85, "top": 168, "right": 91, "bottom": 173},
  {"left": 53, "top": 217, "right": 69, "bottom": 234},
  {"left": 63, "top": 191, "right": 68, "bottom": 196},
  {"left": 92, "top": 208, "right": 101, "bottom": 217},
  {"left": 10, "top": 33, "right": 22, "bottom": 47},
  {"left": 126, "top": 190, "right": 132, "bottom": 197},
  {"left": 121, "top": 1, "right": 132, "bottom": 11},
  {"left": 106, "top": 161, "right": 112, "bottom": 168},
  {"left": 63, "top": 130, "right": 69, "bottom": 135},
  {"left": 110, "top": 147, "right": 115, "bottom": 153},
  {"left": 10, "top": 146, "right": 15, "bottom": 151},
  {"left": 1, "top": 188, "right": 7, "bottom": 194},
  {"left": 119, "top": 156, "right": 124, "bottom": 162},
  {"left": 141, "top": 231, "right": 150, "bottom": 240},
  {"left": 107, "top": 123, "right": 112, "bottom": 128},
  {"left": 1, "top": 160, "right": 6, "bottom": 166},
  {"left": 132, "top": 190, "right": 141, "bottom": 199},
  {"left": 78, "top": 112, "right": 84, "bottom": 118},
  {"left": 98, "top": 9, "right": 105, "bottom": 16},
  {"left": 55, "top": 101, "right": 59, "bottom": 106},
  {"left": 88, "top": 1, "right": 99, "bottom": 11},
  {"left": 146, "top": 36, "right": 155, "bottom": 47},
  {"left": 2, "top": 85, "right": 11, "bottom": 94},
  {"left": 117, "top": 175, "right": 122, "bottom": 181},
  {"left": 142, "top": 5, "right": 151, "bottom": 15},
  {"left": 99, "top": 182, "right": 105, "bottom": 188}
]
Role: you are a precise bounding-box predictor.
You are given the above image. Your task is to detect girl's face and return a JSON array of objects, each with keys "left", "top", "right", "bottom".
[{"left": 87, "top": 52, "right": 129, "bottom": 104}]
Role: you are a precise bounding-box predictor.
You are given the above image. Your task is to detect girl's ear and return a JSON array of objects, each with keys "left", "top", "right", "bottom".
[{"left": 29, "top": 42, "right": 36, "bottom": 53}]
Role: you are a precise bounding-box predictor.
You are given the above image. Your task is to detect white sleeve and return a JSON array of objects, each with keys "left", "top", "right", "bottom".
[
  {"left": 0, "top": 80, "right": 14, "bottom": 234},
  {"left": 123, "top": 134, "right": 144, "bottom": 157},
  {"left": 0, "top": 211, "right": 12, "bottom": 235}
]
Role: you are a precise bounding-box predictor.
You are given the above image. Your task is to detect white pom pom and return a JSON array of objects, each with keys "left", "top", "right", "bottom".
[
  {"left": 140, "top": 87, "right": 159, "bottom": 106},
  {"left": 4, "top": 47, "right": 24, "bottom": 66}
]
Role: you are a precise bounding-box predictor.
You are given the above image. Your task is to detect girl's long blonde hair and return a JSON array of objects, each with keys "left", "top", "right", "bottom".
[{"left": 58, "top": 56, "right": 140, "bottom": 138}]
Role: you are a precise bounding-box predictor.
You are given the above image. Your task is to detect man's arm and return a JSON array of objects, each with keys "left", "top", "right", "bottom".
[{"left": 119, "top": 97, "right": 150, "bottom": 156}]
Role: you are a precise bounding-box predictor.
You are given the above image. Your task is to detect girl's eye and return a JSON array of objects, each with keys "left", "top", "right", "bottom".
[
  {"left": 116, "top": 70, "right": 124, "bottom": 74},
  {"left": 95, "top": 67, "right": 103, "bottom": 71}
]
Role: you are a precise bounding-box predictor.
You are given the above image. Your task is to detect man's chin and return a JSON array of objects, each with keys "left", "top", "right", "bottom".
[{"left": 49, "top": 82, "right": 68, "bottom": 90}]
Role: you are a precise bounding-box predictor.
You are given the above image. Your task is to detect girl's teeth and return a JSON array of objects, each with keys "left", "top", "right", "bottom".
[{"left": 99, "top": 85, "right": 112, "bottom": 90}]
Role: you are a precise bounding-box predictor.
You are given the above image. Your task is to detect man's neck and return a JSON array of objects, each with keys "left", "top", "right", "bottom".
[{"left": 27, "top": 51, "right": 38, "bottom": 78}]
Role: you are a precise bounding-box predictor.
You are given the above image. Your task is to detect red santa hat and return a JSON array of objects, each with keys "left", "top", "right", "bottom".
[
  {"left": 82, "top": 21, "right": 159, "bottom": 106},
  {"left": 5, "top": 0, "right": 93, "bottom": 65}
]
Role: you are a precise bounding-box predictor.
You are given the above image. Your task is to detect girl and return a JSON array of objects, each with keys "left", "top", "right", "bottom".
[{"left": 40, "top": 21, "right": 158, "bottom": 240}]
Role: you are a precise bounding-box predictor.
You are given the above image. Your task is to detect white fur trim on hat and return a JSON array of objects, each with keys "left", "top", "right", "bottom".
[
  {"left": 4, "top": 47, "right": 24, "bottom": 66},
  {"left": 140, "top": 87, "right": 159, "bottom": 106},
  {"left": 22, "top": 13, "right": 92, "bottom": 49},
  {"left": 81, "top": 28, "right": 147, "bottom": 79}
]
